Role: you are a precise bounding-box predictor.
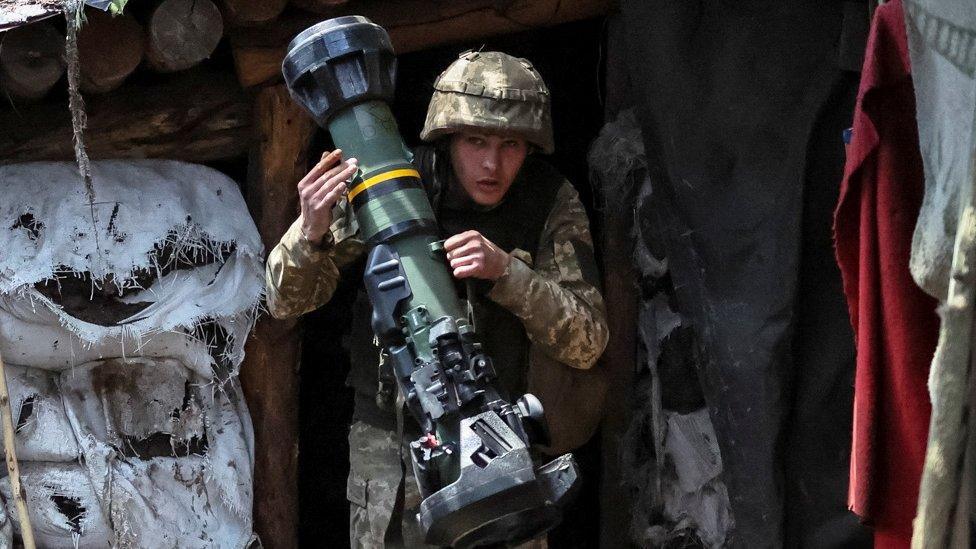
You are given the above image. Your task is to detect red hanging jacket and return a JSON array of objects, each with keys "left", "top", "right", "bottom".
[{"left": 833, "top": 1, "right": 941, "bottom": 546}]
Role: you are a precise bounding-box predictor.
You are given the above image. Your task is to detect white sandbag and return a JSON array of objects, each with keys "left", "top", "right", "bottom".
[
  {"left": 0, "top": 297, "right": 215, "bottom": 377},
  {"left": 0, "top": 160, "right": 262, "bottom": 292},
  {"left": 58, "top": 357, "right": 206, "bottom": 451},
  {"left": 1, "top": 363, "right": 77, "bottom": 462},
  {"left": 54, "top": 358, "right": 253, "bottom": 546},
  {"left": 104, "top": 456, "right": 251, "bottom": 549},
  {"left": 0, "top": 160, "right": 264, "bottom": 375},
  {"left": 0, "top": 160, "right": 261, "bottom": 547},
  {"left": 0, "top": 463, "right": 112, "bottom": 548}
]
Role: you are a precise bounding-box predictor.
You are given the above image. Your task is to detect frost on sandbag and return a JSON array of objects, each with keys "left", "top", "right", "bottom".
[
  {"left": 2, "top": 364, "right": 78, "bottom": 462},
  {"left": 0, "top": 160, "right": 262, "bottom": 547},
  {"left": 0, "top": 160, "right": 263, "bottom": 375},
  {"left": 0, "top": 463, "right": 112, "bottom": 549}
]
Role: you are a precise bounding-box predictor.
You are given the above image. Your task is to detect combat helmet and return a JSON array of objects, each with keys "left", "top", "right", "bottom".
[{"left": 420, "top": 50, "right": 554, "bottom": 154}]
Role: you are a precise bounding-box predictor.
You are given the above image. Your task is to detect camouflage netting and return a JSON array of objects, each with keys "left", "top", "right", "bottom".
[
  {"left": 0, "top": 160, "right": 263, "bottom": 547},
  {"left": 588, "top": 110, "right": 732, "bottom": 548}
]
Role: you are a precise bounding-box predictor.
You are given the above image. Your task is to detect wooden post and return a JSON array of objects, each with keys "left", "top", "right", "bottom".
[
  {"left": 597, "top": 207, "right": 638, "bottom": 549},
  {"left": 598, "top": 13, "right": 639, "bottom": 548},
  {"left": 240, "top": 85, "right": 315, "bottom": 549}
]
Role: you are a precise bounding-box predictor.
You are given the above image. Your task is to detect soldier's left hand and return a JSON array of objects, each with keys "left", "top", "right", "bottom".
[{"left": 444, "top": 230, "right": 511, "bottom": 281}]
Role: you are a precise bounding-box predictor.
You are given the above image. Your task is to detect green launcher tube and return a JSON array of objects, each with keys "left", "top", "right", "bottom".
[{"left": 330, "top": 101, "right": 468, "bottom": 334}]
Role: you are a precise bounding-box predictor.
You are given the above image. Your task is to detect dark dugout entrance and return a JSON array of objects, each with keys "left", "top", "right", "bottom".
[
  {"left": 297, "top": 17, "right": 607, "bottom": 548},
  {"left": 0, "top": 0, "right": 893, "bottom": 546}
]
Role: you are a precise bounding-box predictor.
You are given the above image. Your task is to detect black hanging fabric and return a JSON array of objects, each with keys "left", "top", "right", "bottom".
[{"left": 619, "top": 1, "right": 871, "bottom": 546}]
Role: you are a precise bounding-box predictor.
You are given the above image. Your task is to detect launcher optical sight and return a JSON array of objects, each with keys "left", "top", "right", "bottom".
[{"left": 282, "top": 16, "right": 580, "bottom": 548}]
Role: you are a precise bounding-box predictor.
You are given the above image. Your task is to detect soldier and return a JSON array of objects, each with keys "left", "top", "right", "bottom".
[{"left": 265, "top": 51, "right": 609, "bottom": 548}]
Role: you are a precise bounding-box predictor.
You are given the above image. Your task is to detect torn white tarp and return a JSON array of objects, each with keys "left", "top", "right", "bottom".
[
  {"left": 589, "top": 109, "right": 732, "bottom": 548},
  {"left": 658, "top": 409, "right": 731, "bottom": 548},
  {"left": 0, "top": 160, "right": 262, "bottom": 547}
]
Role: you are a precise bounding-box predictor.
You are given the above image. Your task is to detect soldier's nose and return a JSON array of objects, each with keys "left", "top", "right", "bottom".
[{"left": 482, "top": 151, "right": 498, "bottom": 172}]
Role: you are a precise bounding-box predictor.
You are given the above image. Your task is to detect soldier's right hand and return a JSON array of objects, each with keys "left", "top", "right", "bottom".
[{"left": 298, "top": 149, "right": 358, "bottom": 244}]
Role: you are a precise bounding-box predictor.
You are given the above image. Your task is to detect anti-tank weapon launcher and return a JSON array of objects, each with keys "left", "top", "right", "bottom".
[{"left": 282, "top": 16, "right": 580, "bottom": 548}]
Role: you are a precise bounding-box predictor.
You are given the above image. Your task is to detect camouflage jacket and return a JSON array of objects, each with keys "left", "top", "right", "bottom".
[{"left": 266, "top": 176, "right": 608, "bottom": 367}]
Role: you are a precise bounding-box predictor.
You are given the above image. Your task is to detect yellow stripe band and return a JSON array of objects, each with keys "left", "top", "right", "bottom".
[{"left": 348, "top": 168, "right": 421, "bottom": 202}]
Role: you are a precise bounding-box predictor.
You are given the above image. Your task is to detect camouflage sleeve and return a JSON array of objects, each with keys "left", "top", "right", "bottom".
[
  {"left": 487, "top": 181, "right": 609, "bottom": 370},
  {"left": 264, "top": 197, "right": 364, "bottom": 319}
]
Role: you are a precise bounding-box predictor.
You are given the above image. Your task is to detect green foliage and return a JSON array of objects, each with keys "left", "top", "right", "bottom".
[{"left": 108, "top": 0, "right": 129, "bottom": 15}]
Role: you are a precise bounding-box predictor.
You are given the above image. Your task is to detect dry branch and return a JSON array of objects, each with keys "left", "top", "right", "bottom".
[
  {"left": 0, "top": 349, "right": 35, "bottom": 549},
  {"left": 0, "top": 69, "right": 251, "bottom": 163}
]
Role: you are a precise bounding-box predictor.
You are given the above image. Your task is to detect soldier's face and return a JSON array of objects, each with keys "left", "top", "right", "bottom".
[{"left": 449, "top": 130, "right": 528, "bottom": 207}]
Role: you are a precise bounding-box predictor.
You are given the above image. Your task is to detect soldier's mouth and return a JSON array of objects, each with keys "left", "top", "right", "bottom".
[{"left": 476, "top": 179, "right": 500, "bottom": 192}]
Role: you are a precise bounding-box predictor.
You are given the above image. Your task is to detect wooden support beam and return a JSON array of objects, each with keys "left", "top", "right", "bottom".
[
  {"left": 0, "top": 69, "right": 250, "bottom": 163},
  {"left": 240, "top": 85, "right": 316, "bottom": 549},
  {"left": 222, "top": 0, "right": 288, "bottom": 27},
  {"left": 146, "top": 0, "right": 224, "bottom": 73},
  {"left": 597, "top": 216, "right": 638, "bottom": 547},
  {"left": 230, "top": 0, "right": 611, "bottom": 88},
  {"left": 0, "top": 21, "right": 65, "bottom": 101},
  {"left": 598, "top": 14, "right": 638, "bottom": 544},
  {"left": 288, "top": 0, "right": 348, "bottom": 13},
  {"left": 77, "top": 10, "right": 144, "bottom": 94}
]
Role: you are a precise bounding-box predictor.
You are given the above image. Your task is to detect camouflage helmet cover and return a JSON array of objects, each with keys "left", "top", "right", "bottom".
[{"left": 420, "top": 51, "right": 554, "bottom": 154}]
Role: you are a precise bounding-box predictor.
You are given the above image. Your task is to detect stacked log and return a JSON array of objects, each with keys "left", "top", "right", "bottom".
[
  {"left": 77, "top": 10, "right": 145, "bottom": 94},
  {"left": 288, "top": 0, "right": 349, "bottom": 13},
  {"left": 146, "top": 0, "right": 223, "bottom": 72},
  {"left": 230, "top": 0, "right": 611, "bottom": 88},
  {"left": 0, "top": 69, "right": 250, "bottom": 163},
  {"left": 1, "top": 0, "right": 230, "bottom": 99},
  {"left": 222, "top": 0, "right": 288, "bottom": 27},
  {"left": 0, "top": 22, "right": 65, "bottom": 101}
]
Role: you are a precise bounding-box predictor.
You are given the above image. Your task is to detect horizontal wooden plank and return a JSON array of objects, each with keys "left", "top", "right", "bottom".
[
  {"left": 0, "top": 69, "right": 252, "bottom": 163},
  {"left": 231, "top": 0, "right": 611, "bottom": 88}
]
